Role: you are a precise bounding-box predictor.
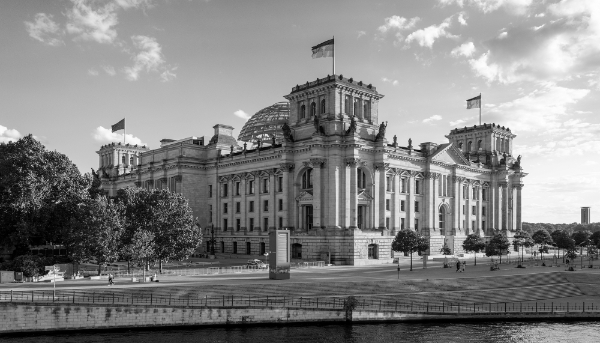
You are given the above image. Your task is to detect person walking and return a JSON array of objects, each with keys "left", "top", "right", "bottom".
[
  {"left": 108, "top": 274, "right": 113, "bottom": 286},
  {"left": 461, "top": 261, "right": 466, "bottom": 272},
  {"left": 456, "top": 260, "right": 461, "bottom": 272}
]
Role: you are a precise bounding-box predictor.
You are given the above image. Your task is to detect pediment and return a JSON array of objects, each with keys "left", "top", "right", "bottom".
[
  {"left": 430, "top": 143, "right": 471, "bottom": 166},
  {"left": 357, "top": 190, "right": 373, "bottom": 200},
  {"left": 295, "top": 190, "right": 313, "bottom": 201}
]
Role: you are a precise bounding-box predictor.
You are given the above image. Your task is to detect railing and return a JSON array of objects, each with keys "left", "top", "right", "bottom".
[{"left": 1, "top": 290, "right": 598, "bottom": 315}]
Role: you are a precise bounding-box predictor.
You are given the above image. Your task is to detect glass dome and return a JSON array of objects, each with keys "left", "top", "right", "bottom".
[{"left": 237, "top": 102, "right": 290, "bottom": 143}]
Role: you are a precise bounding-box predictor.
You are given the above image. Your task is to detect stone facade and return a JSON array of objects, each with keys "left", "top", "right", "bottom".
[{"left": 98, "top": 74, "right": 526, "bottom": 265}]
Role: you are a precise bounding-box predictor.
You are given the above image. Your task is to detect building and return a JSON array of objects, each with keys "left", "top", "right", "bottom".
[
  {"left": 97, "top": 74, "right": 526, "bottom": 265},
  {"left": 581, "top": 207, "right": 591, "bottom": 224}
]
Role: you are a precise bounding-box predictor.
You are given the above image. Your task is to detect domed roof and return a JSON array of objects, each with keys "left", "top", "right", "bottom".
[{"left": 237, "top": 102, "right": 290, "bottom": 143}]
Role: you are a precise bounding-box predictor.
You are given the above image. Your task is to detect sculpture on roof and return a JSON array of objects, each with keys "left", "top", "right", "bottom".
[
  {"left": 345, "top": 115, "right": 357, "bottom": 135},
  {"left": 393, "top": 135, "right": 398, "bottom": 147},
  {"left": 375, "top": 121, "right": 387, "bottom": 140},
  {"left": 271, "top": 134, "right": 276, "bottom": 146},
  {"left": 408, "top": 138, "right": 413, "bottom": 150},
  {"left": 282, "top": 122, "right": 294, "bottom": 142}
]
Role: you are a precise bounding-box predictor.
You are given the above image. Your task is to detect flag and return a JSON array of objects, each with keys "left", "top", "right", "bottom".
[
  {"left": 312, "top": 38, "right": 334, "bottom": 59},
  {"left": 466, "top": 95, "right": 481, "bottom": 109},
  {"left": 111, "top": 118, "right": 125, "bottom": 132}
]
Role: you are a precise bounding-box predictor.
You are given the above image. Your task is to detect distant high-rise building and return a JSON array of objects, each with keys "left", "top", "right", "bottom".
[{"left": 581, "top": 207, "right": 591, "bottom": 224}]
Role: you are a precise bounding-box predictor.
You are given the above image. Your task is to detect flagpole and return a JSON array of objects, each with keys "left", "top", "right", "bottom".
[
  {"left": 479, "top": 93, "right": 482, "bottom": 125},
  {"left": 332, "top": 36, "right": 335, "bottom": 75},
  {"left": 124, "top": 115, "right": 126, "bottom": 144}
]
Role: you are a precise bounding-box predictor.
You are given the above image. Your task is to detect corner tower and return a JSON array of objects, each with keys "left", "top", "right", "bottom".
[{"left": 446, "top": 123, "right": 516, "bottom": 165}]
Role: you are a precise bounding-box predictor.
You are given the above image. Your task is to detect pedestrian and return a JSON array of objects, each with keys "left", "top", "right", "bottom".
[
  {"left": 108, "top": 274, "right": 113, "bottom": 286},
  {"left": 461, "top": 261, "right": 466, "bottom": 272},
  {"left": 456, "top": 260, "right": 461, "bottom": 272}
]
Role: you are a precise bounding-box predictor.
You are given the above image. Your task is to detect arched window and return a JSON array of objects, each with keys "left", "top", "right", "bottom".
[
  {"left": 121, "top": 155, "right": 126, "bottom": 164},
  {"left": 310, "top": 102, "right": 316, "bottom": 117},
  {"left": 354, "top": 101, "right": 359, "bottom": 117},
  {"left": 129, "top": 156, "right": 134, "bottom": 165},
  {"left": 357, "top": 168, "right": 367, "bottom": 189},
  {"left": 458, "top": 142, "right": 463, "bottom": 150},
  {"left": 439, "top": 208, "right": 446, "bottom": 229},
  {"left": 345, "top": 96, "right": 351, "bottom": 114},
  {"left": 300, "top": 104, "right": 306, "bottom": 119},
  {"left": 320, "top": 99, "right": 326, "bottom": 114},
  {"left": 467, "top": 141, "right": 472, "bottom": 152},
  {"left": 301, "top": 169, "right": 313, "bottom": 189},
  {"left": 477, "top": 140, "right": 482, "bottom": 150},
  {"left": 363, "top": 101, "right": 369, "bottom": 119}
]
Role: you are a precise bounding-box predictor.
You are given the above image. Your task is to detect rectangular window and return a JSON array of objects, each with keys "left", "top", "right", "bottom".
[
  {"left": 462, "top": 220, "right": 465, "bottom": 228},
  {"left": 386, "top": 217, "right": 390, "bottom": 228},
  {"left": 223, "top": 183, "right": 228, "bottom": 197},
  {"left": 170, "top": 177, "right": 177, "bottom": 192},
  {"left": 482, "top": 221, "right": 486, "bottom": 230},
  {"left": 400, "top": 200, "right": 405, "bottom": 212},
  {"left": 249, "top": 201, "right": 254, "bottom": 212},
  {"left": 248, "top": 180, "right": 255, "bottom": 194},
  {"left": 278, "top": 176, "right": 283, "bottom": 192},
  {"left": 223, "top": 203, "right": 228, "bottom": 214},
  {"left": 401, "top": 179, "right": 407, "bottom": 193},
  {"left": 264, "top": 200, "right": 269, "bottom": 212},
  {"left": 482, "top": 207, "right": 486, "bottom": 216},
  {"left": 262, "top": 178, "right": 269, "bottom": 193},
  {"left": 278, "top": 199, "right": 283, "bottom": 211},
  {"left": 279, "top": 217, "right": 283, "bottom": 229},
  {"left": 209, "top": 185, "right": 213, "bottom": 197},
  {"left": 386, "top": 199, "right": 390, "bottom": 211},
  {"left": 235, "top": 182, "right": 240, "bottom": 196},
  {"left": 472, "top": 220, "right": 476, "bottom": 228},
  {"left": 415, "top": 180, "right": 421, "bottom": 194},
  {"left": 473, "top": 188, "right": 477, "bottom": 200},
  {"left": 249, "top": 218, "right": 254, "bottom": 231},
  {"left": 415, "top": 219, "right": 419, "bottom": 231},
  {"left": 263, "top": 218, "right": 269, "bottom": 231},
  {"left": 209, "top": 205, "right": 213, "bottom": 223},
  {"left": 236, "top": 202, "right": 240, "bottom": 213},
  {"left": 472, "top": 206, "right": 476, "bottom": 215},
  {"left": 462, "top": 205, "right": 465, "bottom": 215},
  {"left": 223, "top": 218, "right": 228, "bottom": 231},
  {"left": 386, "top": 176, "right": 391, "bottom": 192},
  {"left": 463, "top": 185, "right": 468, "bottom": 199},
  {"left": 401, "top": 218, "right": 405, "bottom": 230},
  {"left": 236, "top": 219, "right": 241, "bottom": 231},
  {"left": 415, "top": 201, "right": 419, "bottom": 213},
  {"left": 482, "top": 188, "right": 487, "bottom": 201}
]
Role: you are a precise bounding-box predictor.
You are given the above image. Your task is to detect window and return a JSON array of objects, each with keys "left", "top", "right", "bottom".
[
  {"left": 463, "top": 185, "right": 468, "bottom": 199},
  {"left": 249, "top": 218, "right": 254, "bottom": 231},
  {"left": 264, "top": 200, "right": 269, "bottom": 212},
  {"left": 401, "top": 218, "right": 405, "bottom": 229},
  {"left": 386, "top": 199, "right": 390, "bottom": 211},
  {"left": 472, "top": 220, "right": 476, "bottom": 228},
  {"left": 263, "top": 218, "right": 269, "bottom": 231},
  {"left": 354, "top": 100, "right": 359, "bottom": 117},
  {"left": 415, "top": 201, "right": 420, "bottom": 212},
  {"left": 262, "top": 178, "right": 269, "bottom": 193},
  {"left": 236, "top": 202, "right": 240, "bottom": 213},
  {"left": 363, "top": 101, "right": 370, "bottom": 119},
  {"left": 129, "top": 156, "right": 134, "bottom": 165},
  {"left": 223, "top": 203, "right": 228, "bottom": 214},
  {"left": 401, "top": 178, "right": 407, "bottom": 193},
  {"left": 357, "top": 168, "right": 367, "bottom": 189},
  {"left": 462, "top": 205, "right": 465, "bottom": 215},
  {"left": 345, "top": 96, "right": 351, "bottom": 114},
  {"left": 170, "top": 177, "right": 177, "bottom": 192},
  {"left": 209, "top": 205, "right": 213, "bottom": 223},
  {"left": 235, "top": 182, "right": 240, "bottom": 196},
  {"left": 400, "top": 200, "right": 405, "bottom": 212},
  {"left": 249, "top": 201, "right": 254, "bottom": 212},
  {"left": 459, "top": 142, "right": 463, "bottom": 150},
  {"left": 320, "top": 99, "right": 326, "bottom": 114},
  {"left": 300, "top": 104, "right": 306, "bottom": 119},
  {"left": 415, "top": 219, "right": 419, "bottom": 231},
  {"left": 467, "top": 141, "right": 472, "bottom": 151},
  {"left": 415, "top": 180, "right": 421, "bottom": 194},
  {"left": 439, "top": 210, "right": 445, "bottom": 229},
  {"left": 302, "top": 169, "right": 313, "bottom": 189},
  {"left": 223, "top": 219, "right": 228, "bottom": 231},
  {"left": 248, "top": 180, "right": 255, "bottom": 194},
  {"left": 482, "top": 221, "right": 486, "bottom": 230},
  {"left": 473, "top": 187, "right": 477, "bottom": 200},
  {"left": 478, "top": 140, "right": 482, "bottom": 150},
  {"left": 310, "top": 102, "right": 316, "bottom": 117},
  {"left": 386, "top": 176, "right": 391, "bottom": 192},
  {"left": 386, "top": 217, "right": 390, "bottom": 229},
  {"left": 279, "top": 217, "right": 283, "bottom": 229},
  {"left": 472, "top": 206, "right": 476, "bottom": 215},
  {"left": 209, "top": 185, "right": 213, "bottom": 197},
  {"left": 278, "top": 199, "right": 283, "bottom": 211},
  {"left": 223, "top": 183, "right": 228, "bottom": 197},
  {"left": 482, "top": 207, "right": 486, "bottom": 216},
  {"left": 482, "top": 188, "right": 487, "bottom": 201},
  {"left": 278, "top": 176, "right": 283, "bottom": 192},
  {"left": 236, "top": 219, "right": 241, "bottom": 231},
  {"left": 233, "top": 242, "right": 237, "bottom": 254},
  {"left": 122, "top": 155, "right": 126, "bottom": 164}
]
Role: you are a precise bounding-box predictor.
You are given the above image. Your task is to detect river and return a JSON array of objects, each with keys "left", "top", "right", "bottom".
[{"left": 3, "top": 321, "right": 600, "bottom": 342}]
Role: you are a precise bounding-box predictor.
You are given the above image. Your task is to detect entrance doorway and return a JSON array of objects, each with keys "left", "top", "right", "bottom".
[
  {"left": 368, "top": 244, "right": 379, "bottom": 259},
  {"left": 292, "top": 243, "right": 302, "bottom": 259},
  {"left": 304, "top": 205, "right": 313, "bottom": 229},
  {"left": 358, "top": 205, "right": 366, "bottom": 229},
  {"left": 233, "top": 242, "right": 237, "bottom": 254},
  {"left": 246, "top": 242, "right": 251, "bottom": 255},
  {"left": 260, "top": 242, "right": 266, "bottom": 256}
]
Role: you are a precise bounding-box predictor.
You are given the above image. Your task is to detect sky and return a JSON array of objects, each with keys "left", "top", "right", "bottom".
[{"left": 1, "top": 0, "right": 599, "bottom": 223}]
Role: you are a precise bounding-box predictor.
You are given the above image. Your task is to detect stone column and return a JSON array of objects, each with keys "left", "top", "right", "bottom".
[
  {"left": 453, "top": 176, "right": 464, "bottom": 232},
  {"left": 310, "top": 158, "right": 326, "bottom": 229},
  {"left": 464, "top": 180, "right": 470, "bottom": 235},
  {"left": 270, "top": 172, "right": 276, "bottom": 230},
  {"left": 516, "top": 184, "right": 523, "bottom": 231},
  {"left": 476, "top": 186, "right": 482, "bottom": 235},
  {"left": 423, "top": 172, "right": 437, "bottom": 232},
  {"left": 327, "top": 159, "right": 341, "bottom": 229},
  {"left": 279, "top": 163, "right": 294, "bottom": 228},
  {"left": 407, "top": 172, "right": 416, "bottom": 230},
  {"left": 228, "top": 178, "right": 234, "bottom": 234},
  {"left": 500, "top": 183, "right": 508, "bottom": 230},
  {"left": 346, "top": 158, "right": 359, "bottom": 229},
  {"left": 374, "top": 163, "right": 387, "bottom": 229},
  {"left": 241, "top": 177, "right": 247, "bottom": 232},
  {"left": 392, "top": 173, "right": 401, "bottom": 235}
]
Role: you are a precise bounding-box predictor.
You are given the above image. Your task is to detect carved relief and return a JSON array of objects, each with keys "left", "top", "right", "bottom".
[
  {"left": 345, "top": 157, "right": 361, "bottom": 167},
  {"left": 373, "top": 162, "right": 389, "bottom": 171},
  {"left": 279, "top": 163, "right": 295, "bottom": 172},
  {"left": 309, "top": 158, "right": 327, "bottom": 168}
]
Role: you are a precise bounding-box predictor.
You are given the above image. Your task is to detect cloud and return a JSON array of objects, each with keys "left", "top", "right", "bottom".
[
  {"left": 357, "top": 30, "right": 366, "bottom": 39},
  {"left": 497, "top": 31, "right": 508, "bottom": 39},
  {"left": 88, "top": 68, "right": 99, "bottom": 76},
  {"left": 458, "top": 12, "right": 468, "bottom": 25},
  {"left": 93, "top": 126, "right": 146, "bottom": 145},
  {"left": 233, "top": 110, "right": 251, "bottom": 120},
  {"left": 468, "top": 51, "right": 503, "bottom": 82},
  {"left": 124, "top": 35, "right": 175, "bottom": 81},
  {"left": 24, "top": 13, "right": 64, "bottom": 46},
  {"left": 66, "top": 0, "right": 119, "bottom": 44},
  {"left": 381, "top": 77, "right": 399, "bottom": 86},
  {"left": 423, "top": 115, "right": 443, "bottom": 123},
  {"left": 405, "top": 16, "right": 457, "bottom": 48},
  {"left": 438, "top": 0, "right": 534, "bottom": 14},
  {"left": 451, "top": 42, "right": 476, "bottom": 57},
  {"left": 102, "top": 65, "right": 116, "bottom": 76},
  {"left": 0, "top": 125, "right": 22, "bottom": 143},
  {"left": 377, "top": 16, "right": 420, "bottom": 43}
]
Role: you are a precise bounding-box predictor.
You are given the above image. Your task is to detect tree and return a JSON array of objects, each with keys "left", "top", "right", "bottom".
[
  {"left": 121, "top": 229, "right": 155, "bottom": 281},
  {"left": 572, "top": 230, "right": 592, "bottom": 246},
  {"left": 3, "top": 254, "right": 48, "bottom": 278},
  {"left": 591, "top": 231, "right": 600, "bottom": 247},
  {"left": 67, "top": 196, "right": 124, "bottom": 275},
  {"left": 552, "top": 230, "right": 575, "bottom": 262},
  {"left": 513, "top": 230, "right": 534, "bottom": 267},
  {"left": 462, "top": 234, "right": 486, "bottom": 266},
  {"left": 116, "top": 187, "right": 202, "bottom": 273},
  {"left": 0, "top": 135, "right": 91, "bottom": 252},
  {"left": 532, "top": 229, "right": 553, "bottom": 262},
  {"left": 485, "top": 234, "right": 510, "bottom": 263},
  {"left": 392, "top": 229, "right": 429, "bottom": 271}
]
